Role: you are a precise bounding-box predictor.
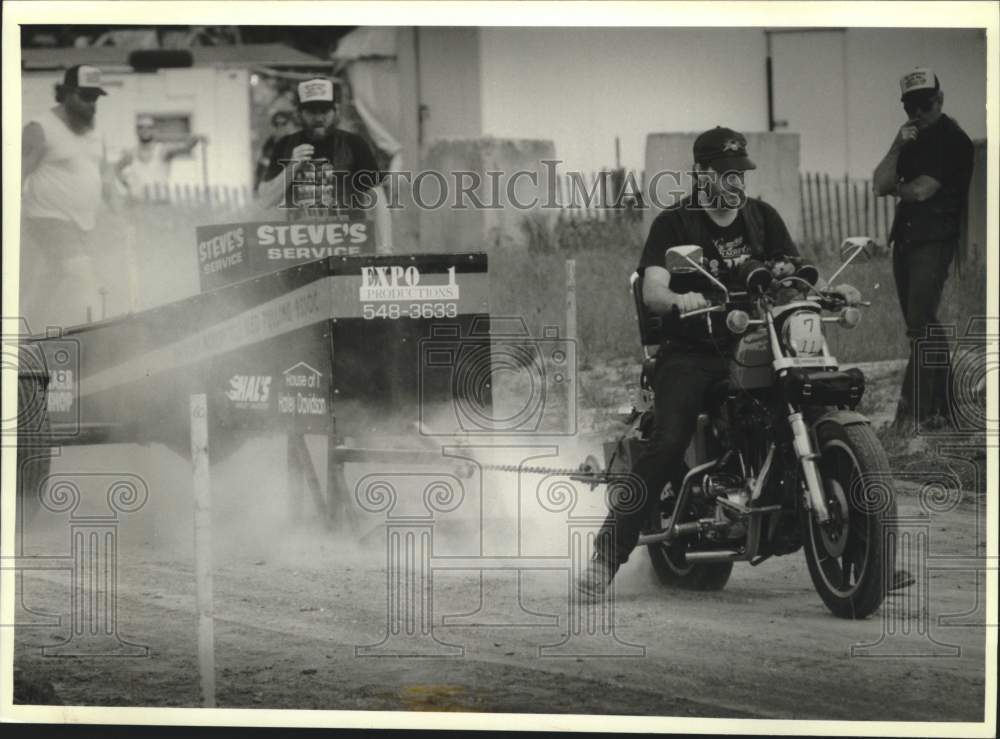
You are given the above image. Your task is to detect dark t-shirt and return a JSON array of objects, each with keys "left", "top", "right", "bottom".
[
  {"left": 264, "top": 128, "right": 382, "bottom": 216},
  {"left": 638, "top": 203, "right": 797, "bottom": 288},
  {"left": 638, "top": 199, "right": 798, "bottom": 346},
  {"left": 893, "top": 114, "right": 974, "bottom": 243}
]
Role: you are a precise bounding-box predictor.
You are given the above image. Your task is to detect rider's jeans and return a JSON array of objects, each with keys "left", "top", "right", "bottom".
[{"left": 595, "top": 344, "right": 729, "bottom": 568}]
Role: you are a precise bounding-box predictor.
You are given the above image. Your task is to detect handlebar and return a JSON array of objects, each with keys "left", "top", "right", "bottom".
[
  {"left": 816, "top": 290, "right": 871, "bottom": 309},
  {"left": 668, "top": 292, "right": 868, "bottom": 323},
  {"left": 673, "top": 304, "right": 727, "bottom": 320}
]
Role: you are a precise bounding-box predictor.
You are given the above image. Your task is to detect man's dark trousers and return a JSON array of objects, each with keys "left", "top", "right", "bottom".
[
  {"left": 596, "top": 345, "right": 729, "bottom": 567},
  {"left": 892, "top": 238, "right": 956, "bottom": 426}
]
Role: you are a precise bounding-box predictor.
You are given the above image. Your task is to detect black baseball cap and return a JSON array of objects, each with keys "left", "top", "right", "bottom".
[
  {"left": 62, "top": 65, "right": 107, "bottom": 96},
  {"left": 694, "top": 126, "right": 756, "bottom": 172}
]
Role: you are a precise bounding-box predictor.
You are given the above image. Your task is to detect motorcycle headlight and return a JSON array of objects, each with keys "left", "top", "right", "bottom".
[
  {"left": 725, "top": 309, "right": 750, "bottom": 335},
  {"left": 781, "top": 310, "right": 825, "bottom": 357},
  {"left": 839, "top": 306, "right": 862, "bottom": 329}
]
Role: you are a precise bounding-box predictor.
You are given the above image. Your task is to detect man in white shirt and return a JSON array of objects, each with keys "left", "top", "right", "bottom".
[
  {"left": 21, "top": 64, "right": 111, "bottom": 331},
  {"left": 115, "top": 114, "right": 206, "bottom": 202}
]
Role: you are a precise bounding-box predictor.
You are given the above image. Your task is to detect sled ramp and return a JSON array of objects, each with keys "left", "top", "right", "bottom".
[{"left": 18, "top": 251, "right": 491, "bottom": 464}]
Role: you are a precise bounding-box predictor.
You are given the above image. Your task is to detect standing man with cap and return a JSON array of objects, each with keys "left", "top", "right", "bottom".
[
  {"left": 21, "top": 64, "right": 112, "bottom": 330},
  {"left": 115, "top": 114, "right": 206, "bottom": 201},
  {"left": 577, "top": 127, "right": 807, "bottom": 599},
  {"left": 257, "top": 77, "right": 393, "bottom": 252},
  {"left": 874, "top": 68, "right": 974, "bottom": 431}
]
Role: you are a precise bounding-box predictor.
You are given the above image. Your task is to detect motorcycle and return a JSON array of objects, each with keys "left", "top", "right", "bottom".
[{"left": 603, "top": 237, "right": 895, "bottom": 619}]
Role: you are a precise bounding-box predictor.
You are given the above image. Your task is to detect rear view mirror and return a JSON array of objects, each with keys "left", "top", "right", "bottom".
[
  {"left": 664, "top": 245, "right": 704, "bottom": 274},
  {"left": 839, "top": 237, "right": 876, "bottom": 263},
  {"left": 827, "top": 237, "right": 876, "bottom": 286}
]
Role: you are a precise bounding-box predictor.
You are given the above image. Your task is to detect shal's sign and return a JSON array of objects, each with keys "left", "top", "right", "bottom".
[{"left": 196, "top": 215, "right": 374, "bottom": 291}]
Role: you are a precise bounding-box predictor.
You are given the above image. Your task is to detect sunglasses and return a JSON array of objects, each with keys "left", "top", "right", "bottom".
[
  {"left": 300, "top": 103, "right": 334, "bottom": 114},
  {"left": 902, "top": 95, "right": 936, "bottom": 116}
]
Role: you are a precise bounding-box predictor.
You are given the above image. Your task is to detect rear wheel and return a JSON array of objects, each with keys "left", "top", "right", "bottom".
[
  {"left": 803, "top": 421, "right": 896, "bottom": 619},
  {"left": 648, "top": 542, "right": 733, "bottom": 590}
]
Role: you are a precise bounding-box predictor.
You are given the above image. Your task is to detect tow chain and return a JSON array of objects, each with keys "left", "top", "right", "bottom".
[
  {"left": 475, "top": 462, "right": 589, "bottom": 476},
  {"left": 469, "top": 459, "right": 626, "bottom": 489}
]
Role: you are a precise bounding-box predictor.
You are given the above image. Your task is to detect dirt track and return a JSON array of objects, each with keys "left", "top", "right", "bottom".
[{"left": 13, "top": 450, "right": 989, "bottom": 720}]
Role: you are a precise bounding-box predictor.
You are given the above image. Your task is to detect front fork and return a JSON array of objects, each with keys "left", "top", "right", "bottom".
[
  {"left": 788, "top": 407, "right": 831, "bottom": 524},
  {"left": 765, "top": 308, "right": 832, "bottom": 525}
]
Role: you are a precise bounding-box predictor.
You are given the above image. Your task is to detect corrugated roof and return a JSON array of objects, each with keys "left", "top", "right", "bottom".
[{"left": 21, "top": 43, "right": 331, "bottom": 70}]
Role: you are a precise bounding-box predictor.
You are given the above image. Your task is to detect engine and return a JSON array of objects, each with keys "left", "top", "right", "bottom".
[{"left": 690, "top": 471, "right": 750, "bottom": 542}]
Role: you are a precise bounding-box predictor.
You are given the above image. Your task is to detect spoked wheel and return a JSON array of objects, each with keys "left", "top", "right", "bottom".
[{"left": 803, "top": 422, "right": 896, "bottom": 619}]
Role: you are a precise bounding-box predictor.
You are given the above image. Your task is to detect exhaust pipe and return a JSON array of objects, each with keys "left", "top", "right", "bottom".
[
  {"left": 684, "top": 549, "right": 743, "bottom": 562},
  {"left": 637, "top": 520, "right": 703, "bottom": 546}
]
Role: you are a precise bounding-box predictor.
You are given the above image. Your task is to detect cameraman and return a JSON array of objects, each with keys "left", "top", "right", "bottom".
[
  {"left": 873, "top": 68, "right": 974, "bottom": 431},
  {"left": 579, "top": 127, "right": 869, "bottom": 600}
]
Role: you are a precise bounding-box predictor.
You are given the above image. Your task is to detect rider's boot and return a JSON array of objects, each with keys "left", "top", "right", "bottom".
[
  {"left": 575, "top": 556, "right": 620, "bottom": 603},
  {"left": 888, "top": 568, "right": 916, "bottom": 592}
]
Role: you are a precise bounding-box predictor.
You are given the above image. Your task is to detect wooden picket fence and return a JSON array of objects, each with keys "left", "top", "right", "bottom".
[
  {"left": 799, "top": 173, "right": 896, "bottom": 254},
  {"left": 554, "top": 169, "right": 644, "bottom": 222},
  {"left": 134, "top": 182, "right": 254, "bottom": 211},
  {"left": 553, "top": 170, "right": 897, "bottom": 250}
]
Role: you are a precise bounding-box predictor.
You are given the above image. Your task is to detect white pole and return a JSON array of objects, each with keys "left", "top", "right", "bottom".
[
  {"left": 565, "top": 258, "right": 577, "bottom": 341},
  {"left": 565, "top": 259, "right": 577, "bottom": 436},
  {"left": 190, "top": 393, "right": 215, "bottom": 708}
]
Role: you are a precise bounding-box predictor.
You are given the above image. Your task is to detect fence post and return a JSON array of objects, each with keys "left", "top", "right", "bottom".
[
  {"left": 873, "top": 187, "right": 881, "bottom": 242},
  {"left": 810, "top": 174, "right": 818, "bottom": 251},
  {"left": 190, "top": 393, "right": 216, "bottom": 708},
  {"left": 834, "top": 176, "right": 844, "bottom": 247},
  {"left": 808, "top": 173, "right": 817, "bottom": 250},
  {"left": 823, "top": 174, "right": 833, "bottom": 254},
  {"left": 799, "top": 173, "right": 810, "bottom": 248},
  {"left": 849, "top": 180, "right": 857, "bottom": 237},
  {"left": 863, "top": 181, "right": 870, "bottom": 237}
]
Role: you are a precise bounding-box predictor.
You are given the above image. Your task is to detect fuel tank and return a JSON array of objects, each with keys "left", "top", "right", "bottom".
[{"left": 730, "top": 328, "right": 773, "bottom": 390}]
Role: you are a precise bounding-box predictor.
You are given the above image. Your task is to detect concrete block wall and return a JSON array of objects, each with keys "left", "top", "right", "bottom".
[
  {"left": 417, "top": 137, "right": 557, "bottom": 253},
  {"left": 644, "top": 132, "right": 803, "bottom": 245}
]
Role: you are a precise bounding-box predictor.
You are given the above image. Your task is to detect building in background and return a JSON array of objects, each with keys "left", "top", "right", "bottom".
[
  {"left": 21, "top": 43, "right": 335, "bottom": 195},
  {"left": 334, "top": 26, "right": 985, "bottom": 252},
  {"left": 334, "top": 27, "right": 986, "bottom": 178}
]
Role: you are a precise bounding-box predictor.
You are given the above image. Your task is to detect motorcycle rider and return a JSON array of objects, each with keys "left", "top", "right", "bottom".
[{"left": 578, "top": 127, "right": 865, "bottom": 600}]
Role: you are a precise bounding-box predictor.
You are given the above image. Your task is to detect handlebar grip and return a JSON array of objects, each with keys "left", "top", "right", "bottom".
[{"left": 678, "top": 305, "right": 725, "bottom": 320}]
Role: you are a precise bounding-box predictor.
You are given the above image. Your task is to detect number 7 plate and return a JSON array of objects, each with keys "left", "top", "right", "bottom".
[{"left": 786, "top": 311, "right": 824, "bottom": 356}]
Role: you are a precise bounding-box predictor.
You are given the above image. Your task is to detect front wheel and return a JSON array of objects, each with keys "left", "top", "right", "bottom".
[{"left": 803, "top": 421, "right": 896, "bottom": 619}]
